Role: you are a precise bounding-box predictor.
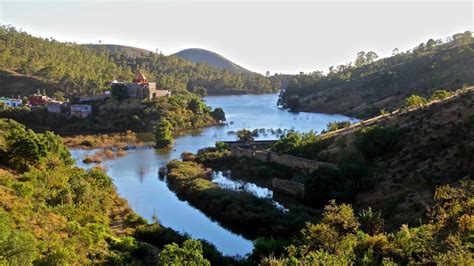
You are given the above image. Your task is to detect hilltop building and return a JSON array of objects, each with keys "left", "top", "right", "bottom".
[{"left": 112, "top": 70, "right": 170, "bottom": 100}]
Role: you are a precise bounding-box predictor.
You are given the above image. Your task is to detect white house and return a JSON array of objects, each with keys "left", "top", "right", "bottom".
[
  {"left": 45, "top": 100, "right": 64, "bottom": 113},
  {"left": 70, "top": 104, "right": 92, "bottom": 118},
  {"left": 0, "top": 97, "right": 23, "bottom": 108}
]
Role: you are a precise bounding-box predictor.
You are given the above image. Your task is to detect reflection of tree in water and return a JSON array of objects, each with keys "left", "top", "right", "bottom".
[{"left": 137, "top": 165, "right": 147, "bottom": 183}]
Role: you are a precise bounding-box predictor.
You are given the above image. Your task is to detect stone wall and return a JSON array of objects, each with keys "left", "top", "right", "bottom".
[
  {"left": 272, "top": 178, "right": 305, "bottom": 199},
  {"left": 229, "top": 146, "right": 336, "bottom": 172}
]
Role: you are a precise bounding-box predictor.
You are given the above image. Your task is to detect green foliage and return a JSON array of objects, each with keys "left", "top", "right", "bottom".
[
  {"left": 215, "top": 141, "right": 229, "bottom": 151},
  {"left": 405, "top": 94, "right": 428, "bottom": 107},
  {"left": 358, "top": 207, "right": 384, "bottom": 235},
  {"left": 0, "top": 210, "right": 37, "bottom": 265},
  {"left": 0, "top": 119, "right": 73, "bottom": 171},
  {"left": 286, "top": 95, "right": 300, "bottom": 110},
  {"left": 154, "top": 118, "right": 173, "bottom": 148},
  {"left": 0, "top": 26, "right": 132, "bottom": 96},
  {"left": 467, "top": 113, "right": 474, "bottom": 129},
  {"left": 325, "top": 120, "right": 351, "bottom": 132},
  {"left": 236, "top": 129, "right": 254, "bottom": 143},
  {"left": 271, "top": 131, "right": 332, "bottom": 159},
  {"left": 263, "top": 181, "right": 474, "bottom": 265},
  {"left": 191, "top": 85, "right": 207, "bottom": 97},
  {"left": 187, "top": 98, "right": 206, "bottom": 114},
  {"left": 211, "top": 107, "right": 226, "bottom": 121},
  {"left": 430, "top": 89, "right": 453, "bottom": 101},
  {"left": 304, "top": 163, "right": 371, "bottom": 208},
  {"left": 159, "top": 240, "right": 210, "bottom": 266},
  {"left": 111, "top": 83, "right": 129, "bottom": 101},
  {"left": 355, "top": 125, "right": 401, "bottom": 160}
]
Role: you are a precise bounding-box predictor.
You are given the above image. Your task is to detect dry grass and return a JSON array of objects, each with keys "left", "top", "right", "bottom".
[
  {"left": 63, "top": 130, "right": 145, "bottom": 149},
  {"left": 82, "top": 148, "right": 128, "bottom": 164}
]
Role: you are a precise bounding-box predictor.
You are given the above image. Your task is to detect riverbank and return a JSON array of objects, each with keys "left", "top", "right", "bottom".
[{"left": 166, "top": 159, "right": 319, "bottom": 239}]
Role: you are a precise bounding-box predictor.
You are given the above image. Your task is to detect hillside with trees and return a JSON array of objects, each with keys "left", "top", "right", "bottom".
[
  {"left": 92, "top": 44, "right": 278, "bottom": 95},
  {"left": 0, "top": 26, "right": 278, "bottom": 98},
  {"left": 278, "top": 31, "right": 474, "bottom": 118},
  {"left": 0, "top": 119, "right": 241, "bottom": 265},
  {"left": 271, "top": 87, "right": 473, "bottom": 228}
]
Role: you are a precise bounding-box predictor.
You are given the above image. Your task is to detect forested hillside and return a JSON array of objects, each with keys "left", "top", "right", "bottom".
[
  {"left": 0, "top": 119, "right": 231, "bottom": 265},
  {"left": 272, "top": 87, "right": 473, "bottom": 228},
  {"left": 91, "top": 44, "right": 277, "bottom": 95},
  {"left": 0, "top": 26, "right": 278, "bottom": 97},
  {"left": 279, "top": 31, "right": 474, "bottom": 118}
]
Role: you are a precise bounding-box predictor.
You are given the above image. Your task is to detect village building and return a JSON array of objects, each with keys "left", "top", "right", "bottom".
[
  {"left": 45, "top": 100, "right": 65, "bottom": 113},
  {"left": 28, "top": 93, "right": 51, "bottom": 106},
  {"left": 112, "top": 70, "right": 170, "bottom": 100},
  {"left": 70, "top": 104, "right": 92, "bottom": 118},
  {"left": 0, "top": 97, "right": 23, "bottom": 108},
  {"left": 78, "top": 91, "right": 111, "bottom": 103}
]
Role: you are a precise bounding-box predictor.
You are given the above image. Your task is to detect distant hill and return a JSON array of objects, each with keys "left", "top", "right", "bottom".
[
  {"left": 173, "top": 48, "right": 254, "bottom": 75},
  {"left": 86, "top": 44, "right": 153, "bottom": 58},
  {"left": 279, "top": 31, "right": 474, "bottom": 118}
]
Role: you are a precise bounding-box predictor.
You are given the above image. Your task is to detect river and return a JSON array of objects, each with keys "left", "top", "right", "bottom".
[{"left": 70, "top": 93, "right": 355, "bottom": 257}]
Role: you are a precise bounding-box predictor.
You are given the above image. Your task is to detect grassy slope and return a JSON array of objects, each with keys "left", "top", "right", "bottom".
[
  {"left": 0, "top": 69, "right": 60, "bottom": 97},
  {"left": 319, "top": 87, "right": 473, "bottom": 228}
]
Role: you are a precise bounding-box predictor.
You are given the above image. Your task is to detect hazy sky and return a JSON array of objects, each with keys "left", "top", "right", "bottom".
[{"left": 0, "top": 0, "right": 472, "bottom": 74}]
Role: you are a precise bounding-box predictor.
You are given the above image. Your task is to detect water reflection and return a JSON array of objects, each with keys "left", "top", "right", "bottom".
[{"left": 211, "top": 171, "right": 288, "bottom": 212}]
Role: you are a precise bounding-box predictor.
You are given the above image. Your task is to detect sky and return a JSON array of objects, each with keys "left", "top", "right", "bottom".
[{"left": 0, "top": 0, "right": 472, "bottom": 74}]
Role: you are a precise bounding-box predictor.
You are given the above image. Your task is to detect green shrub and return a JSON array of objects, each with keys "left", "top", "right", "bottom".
[
  {"left": 154, "top": 119, "right": 173, "bottom": 148},
  {"left": 430, "top": 90, "right": 452, "bottom": 100},
  {"left": 325, "top": 120, "right": 352, "bottom": 132},
  {"left": 405, "top": 95, "right": 427, "bottom": 107},
  {"left": 159, "top": 240, "right": 210, "bottom": 266},
  {"left": 355, "top": 125, "right": 401, "bottom": 160}
]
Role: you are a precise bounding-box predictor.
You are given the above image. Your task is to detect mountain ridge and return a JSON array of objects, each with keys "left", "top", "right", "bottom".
[{"left": 173, "top": 48, "right": 255, "bottom": 75}]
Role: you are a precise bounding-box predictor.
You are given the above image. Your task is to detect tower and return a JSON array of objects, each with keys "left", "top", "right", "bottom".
[{"left": 133, "top": 69, "right": 148, "bottom": 84}]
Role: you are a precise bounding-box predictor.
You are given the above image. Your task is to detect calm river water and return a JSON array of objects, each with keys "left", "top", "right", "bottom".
[{"left": 70, "top": 93, "right": 355, "bottom": 257}]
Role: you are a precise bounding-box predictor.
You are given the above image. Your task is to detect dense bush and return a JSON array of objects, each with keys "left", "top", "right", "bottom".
[
  {"left": 271, "top": 131, "right": 333, "bottom": 160},
  {"left": 154, "top": 118, "right": 173, "bottom": 148},
  {"left": 262, "top": 181, "right": 473, "bottom": 265},
  {"left": 354, "top": 125, "right": 401, "bottom": 160},
  {"left": 160, "top": 240, "right": 210, "bottom": 266},
  {"left": 0, "top": 119, "right": 72, "bottom": 171},
  {"left": 304, "top": 163, "right": 371, "bottom": 208},
  {"left": 405, "top": 94, "right": 428, "bottom": 107},
  {"left": 325, "top": 120, "right": 352, "bottom": 132}
]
